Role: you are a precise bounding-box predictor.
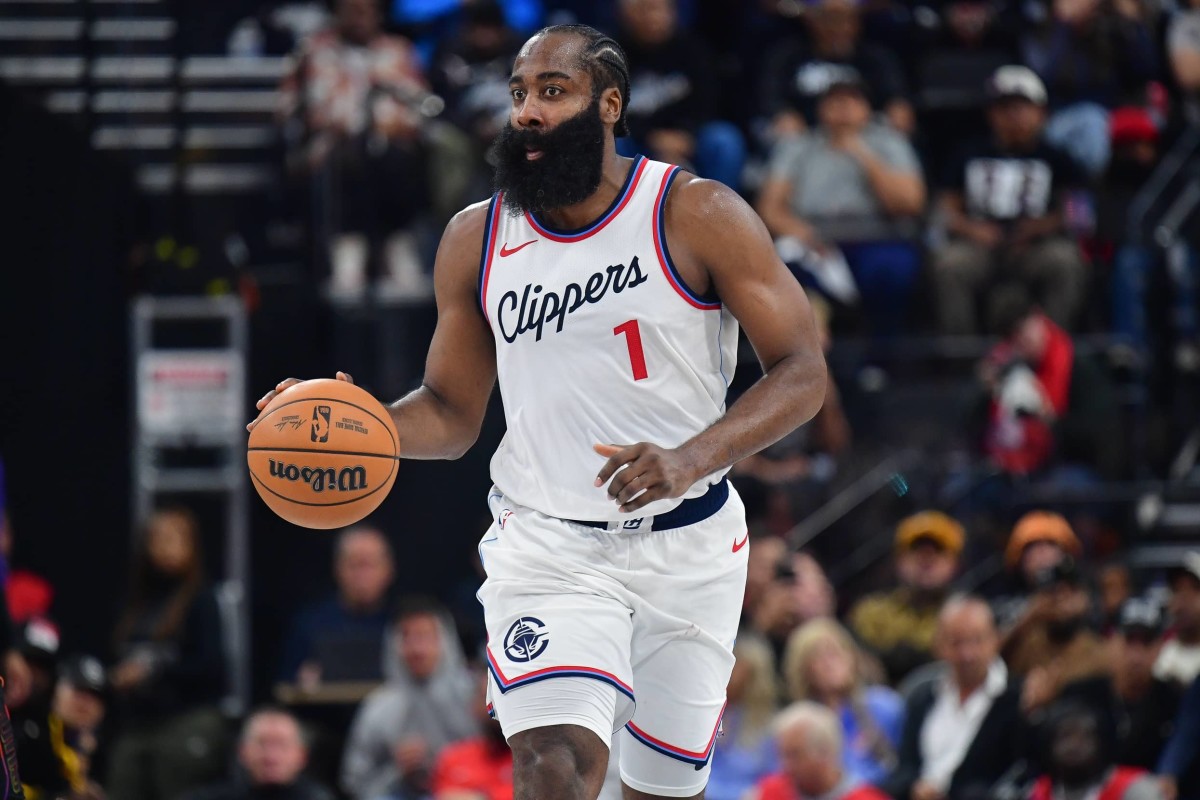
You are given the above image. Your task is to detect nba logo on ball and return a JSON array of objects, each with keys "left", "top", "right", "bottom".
[
  {"left": 504, "top": 617, "right": 549, "bottom": 663},
  {"left": 311, "top": 405, "right": 331, "bottom": 443}
]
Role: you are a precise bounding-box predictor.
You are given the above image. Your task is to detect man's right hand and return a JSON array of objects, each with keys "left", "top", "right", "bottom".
[
  {"left": 246, "top": 371, "right": 354, "bottom": 432},
  {"left": 964, "top": 220, "right": 1004, "bottom": 248}
]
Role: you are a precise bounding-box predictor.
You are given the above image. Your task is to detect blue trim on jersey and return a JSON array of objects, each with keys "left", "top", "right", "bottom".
[
  {"left": 477, "top": 194, "right": 500, "bottom": 315},
  {"left": 485, "top": 657, "right": 636, "bottom": 703},
  {"left": 527, "top": 155, "right": 644, "bottom": 238},
  {"left": 624, "top": 723, "right": 717, "bottom": 769},
  {"left": 717, "top": 309, "right": 728, "bottom": 386},
  {"left": 654, "top": 166, "right": 721, "bottom": 308}
]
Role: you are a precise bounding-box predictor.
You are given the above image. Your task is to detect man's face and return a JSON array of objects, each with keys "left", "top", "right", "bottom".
[
  {"left": 1169, "top": 575, "right": 1200, "bottom": 633},
  {"left": 399, "top": 613, "right": 443, "bottom": 680},
  {"left": 492, "top": 32, "right": 617, "bottom": 214},
  {"left": 53, "top": 684, "right": 105, "bottom": 732},
  {"left": 936, "top": 604, "right": 998, "bottom": 690},
  {"left": 896, "top": 541, "right": 958, "bottom": 593},
  {"left": 1051, "top": 716, "right": 1102, "bottom": 781},
  {"left": 1116, "top": 631, "right": 1161, "bottom": 683},
  {"left": 988, "top": 98, "right": 1046, "bottom": 150},
  {"left": 778, "top": 726, "right": 835, "bottom": 796},
  {"left": 337, "top": 0, "right": 381, "bottom": 45},
  {"left": 621, "top": 0, "right": 677, "bottom": 46},
  {"left": 817, "top": 89, "right": 871, "bottom": 134},
  {"left": 336, "top": 532, "right": 393, "bottom": 610},
  {"left": 1098, "top": 566, "right": 1132, "bottom": 617},
  {"left": 240, "top": 714, "right": 308, "bottom": 787}
]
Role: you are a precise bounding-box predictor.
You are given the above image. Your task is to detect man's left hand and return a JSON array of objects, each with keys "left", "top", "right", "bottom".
[{"left": 594, "top": 443, "right": 699, "bottom": 513}]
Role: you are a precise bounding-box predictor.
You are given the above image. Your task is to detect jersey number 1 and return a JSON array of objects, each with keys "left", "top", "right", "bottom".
[{"left": 614, "top": 320, "right": 648, "bottom": 381}]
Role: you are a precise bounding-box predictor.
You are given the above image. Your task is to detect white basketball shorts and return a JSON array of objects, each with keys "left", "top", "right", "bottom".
[{"left": 478, "top": 481, "right": 749, "bottom": 797}]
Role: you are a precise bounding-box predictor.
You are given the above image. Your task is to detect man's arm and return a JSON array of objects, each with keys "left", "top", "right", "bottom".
[
  {"left": 596, "top": 177, "right": 827, "bottom": 512},
  {"left": 249, "top": 203, "right": 497, "bottom": 461},
  {"left": 838, "top": 137, "right": 926, "bottom": 216},
  {"left": 756, "top": 177, "right": 822, "bottom": 247}
]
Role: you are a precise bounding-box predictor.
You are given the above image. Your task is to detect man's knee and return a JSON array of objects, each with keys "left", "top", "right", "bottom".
[
  {"left": 510, "top": 724, "right": 609, "bottom": 797},
  {"left": 933, "top": 240, "right": 990, "bottom": 283},
  {"left": 1025, "top": 238, "right": 1085, "bottom": 278}
]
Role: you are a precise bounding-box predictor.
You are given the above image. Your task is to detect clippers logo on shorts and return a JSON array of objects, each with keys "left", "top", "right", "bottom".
[
  {"left": 504, "top": 616, "right": 550, "bottom": 663},
  {"left": 311, "top": 405, "right": 331, "bottom": 443}
]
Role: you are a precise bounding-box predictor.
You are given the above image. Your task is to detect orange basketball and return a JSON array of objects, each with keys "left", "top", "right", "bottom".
[{"left": 247, "top": 379, "right": 399, "bottom": 529}]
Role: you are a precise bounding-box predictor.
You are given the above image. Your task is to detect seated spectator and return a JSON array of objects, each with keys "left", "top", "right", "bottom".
[
  {"left": 884, "top": 596, "right": 1027, "bottom": 800},
  {"left": 850, "top": 512, "right": 965, "bottom": 684},
  {"left": 340, "top": 596, "right": 477, "bottom": 800},
  {"left": 1098, "top": 561, "right": 1135, "bottom": 635},
  {"left": 708, "top": 635, "right": 781, "bottom": 800},
  {"left": 747, "top": 701, "right": 892, "bottom": 800},
  {"left": 429, "top": 672, "right": 512, "bottom": 800},
  {"left": 758, "top": 0, "right": 914, "bottom": 137},
  {"left": 1001, "top": 559, "right": 1110, "bottom": 713},
  {"left": 782, "top": 619, "right": 905, "bottom": 785},
  {"left": 1029, "top": 702, "right": 1165, "bottom": 800},
  {"left": 185, "top": 707, "right": 336, "bottom": 800},
  {"left": 1021, "top": 0, "right": 1158, "bottom": 176},
  {"left": 757, "top": 69, "right": 926, "bottom": 336},
  {"left": 12, "top": 618, "right": 61, "bottom": 717},
  {"left": 280, "top": 526, "right": 395, "bottom": 687},
  {"left": 971, "top": 295, "right": 1117, "bottom": 478},
  {"left": 754, "top": 553, "right": 838, "bottom": 668},
  {"left": 615, "top": 0, "right": 746, "bottom": 190},
  {"left": 106, "top": 507, "right": 229, "bottom": 800},
  {"left": 1157, "top": 676, "right": 1200, "bottom": 800},
  {"left": 993, "top": 511, "right": 1083, "bottom": 630},
  {"left": 932, "top": 66, "right": 1088, "bottom": 335},
  {"left": 1156, "top": 552, "right": 1200, "bottom": 687},
  {"left": 17, "top": 654, "right": 107, "bottom": 800}
]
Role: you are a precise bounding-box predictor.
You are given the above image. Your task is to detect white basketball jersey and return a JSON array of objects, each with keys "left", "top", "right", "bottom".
[{"left": 479, "top": 157, "right": 739, "bottom": 522}]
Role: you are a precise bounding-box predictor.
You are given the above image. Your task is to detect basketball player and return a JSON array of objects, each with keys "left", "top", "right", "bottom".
[{"left": 250, "top": 24, "right": 827, "bottom": 800}]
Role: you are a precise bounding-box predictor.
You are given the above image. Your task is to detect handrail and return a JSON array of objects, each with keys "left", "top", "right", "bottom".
[{"left": 1127, "top": 123, "right": 1200, "bottom": 246}]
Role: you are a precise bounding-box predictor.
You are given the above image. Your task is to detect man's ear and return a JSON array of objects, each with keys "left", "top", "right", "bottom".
[{"left": 601, "top": 86, "right": 622, "bottom": 129}]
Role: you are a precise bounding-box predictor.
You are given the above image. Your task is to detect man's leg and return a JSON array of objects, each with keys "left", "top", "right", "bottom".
[
  {"left": 1021, "top": 236, "right": 1087, "bottom": 329},
  {"left": 511, "top": 724, "right": 611, "bottom": 800},
  {"left": 932, "top": 239, "right": 993, "bottom": 335}
]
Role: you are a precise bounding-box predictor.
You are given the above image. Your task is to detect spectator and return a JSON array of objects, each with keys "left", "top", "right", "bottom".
[
  {"left": 615, "top": 0, "right": 746, "bottom": 190},
  {"left": 17, "top": 654, "right": 107, "bottom": 800},
  {"left": 12, "top": 618, "right": 61, "bottom": 716},
  {"left": 1157, "top": 676, "right": 1200, "bottom": 800},
  {"left": 106, "top": 507, "right": 228, "bottom": 800},
  {"left": 757, "top": 69, "right": 926, "bottom": 337},
  {"left": 754, "top": 553, "right": 838, "bottom": 667},
  {"left": 743, "top": 537, "right": 789, "bottom": 627},
  {"left": 747, "top": 701, "right": 893, "bottom": 800},
  {"left": 1021, "top": 0, "right": 1158, "bottom": 176},
  {"left": 782, "top": 619, "right": 905, "bottom": 785},
  {"left": 1002, "top": 559, "right": 1110, "bottom": 713},
  {"left": 883, "top": 596, "right": 1027, "bottom": 800},
  {"left": 971, "top": 294, "right": 1117, "bottom": 478},
  {"left": 1155, "top": 552, "right": 1200, "bottom": 687},
  {"left": 850, "top": 511, "right": 965, "bottom": 684},
  {"left": 185, "top": 708, "right": 336, "bottom": 800},
  {"left": 280, "top": 526, "right": 395, "bottom": 686},
  {"left": 1028, "top": 702, "right": 1165, "bottom": 800},
  {"left": 991, "top": 511, "right": 1083, "bottom": 630},
  {"left": 1098, "top": 561, "right": 1135, "bottom": 635},
  {"left": 708, "top": 635, "right": 781, "bottom": 800},
  {"left": 758, "top": 0, "right": 914, "bottom": 137},
  {"left": 340, "top": 596, "right": 476, "bottom": 800},
  {"left": 429, "top": 672, "right": 512, "bottom": 800},
  {"left": 932, "top": 66, "right": 1088, "bottom": 335}
]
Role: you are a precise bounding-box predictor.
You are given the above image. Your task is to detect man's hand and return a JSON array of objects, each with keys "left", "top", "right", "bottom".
[
  {"left": 593, "top": 443, "right": 701, "bottom": 513},
  {"left": 965, "top": 220, "right": 1005, "bottom": 248},
  {"left": 394, "top": 736, "right": 429, "bottom": 775},
  {"left": 912, "top": 780, "right": 946, "bottom": 800},
  {"left": 1021, "top": 666, "right": 1056, "bottom": 712},
  {"left": 246, "top": 371, "right": 354, "bottom": 432}
]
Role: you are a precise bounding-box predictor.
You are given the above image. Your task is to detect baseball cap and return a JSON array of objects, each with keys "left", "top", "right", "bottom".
[
  {"left": 18, "top": 618, "right": 60, "bottom": 665},
  {"left": 1167, "top": 551, "right": 1200, "bottom": 587},
  {"left": 58, "top": 655, "right": 108, "bottom": 698},
  {"left": 1005, "top": 510, "right": 1082, "bottom": 568},
  {"left": 821, "top": 65, "right": 869, "bottom": 98},
  {"left": 894, "top": 511, "right": 965, "bottom": 555},
  {"left": 986, "top": 65, "right": 1048, "bottom": 106},
  {"left": 1117, "top": 598, "right": 1164, "bottom": 639},
  {"left": 1110, "top": 107, "right": 1159, "bottom": 147}
]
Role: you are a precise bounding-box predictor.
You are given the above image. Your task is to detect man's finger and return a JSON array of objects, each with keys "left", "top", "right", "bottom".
[
  {"left": 607, "top": 460, "right": 647, "bottom": 500},
  {"left": 620, "top": 484, "right": 664, "bottom": 513},
  {"left": 593, "top": 444, "right": 639, "bottom": 487},
  {"left": 336, "top": 371, "right": 355, "bottom": 384},
  {"left": 615, "top": 473, "right": 650, "bottom": 505}
]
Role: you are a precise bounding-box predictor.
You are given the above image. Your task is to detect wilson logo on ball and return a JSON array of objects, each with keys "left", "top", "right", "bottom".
[{"left": 268, "top": 459, "right": 367, "bottom": 492}]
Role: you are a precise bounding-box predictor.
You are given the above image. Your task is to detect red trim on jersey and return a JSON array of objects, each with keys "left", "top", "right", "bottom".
[
  {"left": 625, "top": 702, "right": 726, "bottom": 760},
  {"left": 480, "top": 193, "right": 503, "bottom": 324},
  {"left": 524, "top": 157, "right": 648, "bottom": 242},
  {"left": 652, "top": 168, "right": 722, "bottom": 311},
  {"left": 485, "top": 646, "right": 635, "bottom": 698}
]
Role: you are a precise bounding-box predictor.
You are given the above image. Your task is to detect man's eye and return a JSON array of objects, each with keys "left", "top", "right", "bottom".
[
  {"left": 545, "top": 86, "right": 562, "bottom": 97},
  {"left": 511, "top": 89, "right": 525, "bottom": 101}
]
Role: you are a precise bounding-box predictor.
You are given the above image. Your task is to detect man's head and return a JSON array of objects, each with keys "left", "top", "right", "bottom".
[
  {"left": 774, "top": 702, "right": 844, "bottom": 796},
  {"left": 1114, "top": 598, "right": 1164, "bottom": 687},
  {"left": 335, "top": 527, "right": 394, "bottom": 612},
  {"left": 936, "top": 596, "right": 999, "bottom": 692},
  {"left": 620, "top": 0, "right": 678, "bottom": 47},
  {"left": 894, "top": 511, "right": 964, "bottom": 595},
  {"left": 394, "top": 596, "right": 446, "bottom": 681},
  {"left": 336, "top": 0, "right": 382, "bottom": 46},
  {"left": 53, "top": 655, "right": 107, "bottom": 732},
  {"left": 1097, "top": 561, "right": 1133, "bottom": 620},
  {"left": 491, "top": 25, "right": 631, "bottom": 215},
  {"left": 239, "top": 708, "right": 309, "bottom": 787},
  {"left": 806, "top": 0, "right": 862, "bottom": 57},
  {"left": 1034, "top": 559, "right": 1092, "bottom": 641},
  {"left": 993, "top": 294, "right": 1051, "bottom": 361},
  {"left": 1045, "top": 703, "right": 1109, "bottom": 787},
  {"left": 1167, "top": 552, "right": 1200, "bottom": 640},
  {"left": 816, "top": 68, "right": 872, "bottom": 137},
  {"left": 1006, "top": 511, "right": 1080, "bottom": 586},
  {"left": 986, "top": 66, "right": 1048, "bottom": 151}
]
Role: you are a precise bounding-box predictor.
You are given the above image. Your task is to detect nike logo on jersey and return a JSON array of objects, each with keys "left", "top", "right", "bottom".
[
  {"left": 497, "top": 256, "right": 649, "bottom": 343},
  {"left": 732, "top": 533, "right": 749, "bottom": 553},
  {"left": 500, "top": 240, "right": 537, "bottom": 257}
]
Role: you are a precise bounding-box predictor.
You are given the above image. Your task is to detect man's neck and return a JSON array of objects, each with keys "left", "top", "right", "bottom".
[
  {"left": 536, "top": 150, "right": 631, "bottom": 231},
  {"left": 956, "top": 675, "right": 986, "bottom": 703}
]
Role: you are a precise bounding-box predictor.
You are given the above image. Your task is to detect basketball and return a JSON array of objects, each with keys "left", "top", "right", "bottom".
[{"left": 247, "top": 379, "right": 400, "bottom": 529}]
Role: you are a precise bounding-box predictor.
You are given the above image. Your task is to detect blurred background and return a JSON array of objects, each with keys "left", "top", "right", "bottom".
[{"left": 0, "top": 0, "right": 1199, "bottom": 798}]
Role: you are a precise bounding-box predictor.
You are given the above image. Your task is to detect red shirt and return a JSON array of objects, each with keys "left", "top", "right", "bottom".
[
  {"left": 755, "top": 774, "right": 892, "bottom": 800},
  {"left": 430, "top": 737, "right": 513, "bottom": 800}
]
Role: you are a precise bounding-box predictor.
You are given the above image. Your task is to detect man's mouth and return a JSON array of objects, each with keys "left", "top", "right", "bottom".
[{"left": 525, "top": 147, "right": 544, "bottom": 161}]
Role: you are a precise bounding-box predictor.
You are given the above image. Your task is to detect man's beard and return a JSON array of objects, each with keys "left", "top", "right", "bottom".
[{"left": 489, "top": 98, "right": 607, "bottom": 216}]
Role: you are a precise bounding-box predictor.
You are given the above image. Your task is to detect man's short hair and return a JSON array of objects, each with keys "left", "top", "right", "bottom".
[
  {"left": 392, "top": 594, "right": 446, "bottom": 626},
  {"left": 772, "top": 701, "right": 843, "bottom": 758},
  {"left": 533, "top": 24, "right": 631, "bottom": 136},
  {"left": 241, "top": 705, "right": 307, "bottom": 747}
]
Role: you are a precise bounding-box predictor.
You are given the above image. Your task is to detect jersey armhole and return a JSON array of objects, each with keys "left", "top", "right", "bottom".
[
  {"left": 652, "top": 167, "right": 722, "bottom": 310},
  {"left": 477, "top": 193, "right": 502, "bottom": 323}
]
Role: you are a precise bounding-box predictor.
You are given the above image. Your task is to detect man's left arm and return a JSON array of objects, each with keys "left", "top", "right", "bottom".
[{"left": 596, "top": 178, "right": 828, "bottom": 512}]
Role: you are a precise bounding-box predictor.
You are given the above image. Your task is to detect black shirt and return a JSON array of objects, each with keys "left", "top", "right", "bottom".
[
  {"left": 759, "top": 40, "right": 908, "bottom": 123},
  {"left": 940, "top": 137, "right": 1084, "bottom": 223},
  {"left": 618, "top": 31, "right": 717, "bottom": 139}
]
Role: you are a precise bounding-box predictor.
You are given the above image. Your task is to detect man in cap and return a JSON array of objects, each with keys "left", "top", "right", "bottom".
[
  {"left": 932, "top": 65, "right": 1087, "bottom": 335},
  {"left": 850, "top": 511, "right": 965, "bottom": 683},
  {"left": 993, "top": 510, "right": 1082, "bottom": 631},
  {"left": 1156, "top": 552, "right": 1200, "bottom": 687}
]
